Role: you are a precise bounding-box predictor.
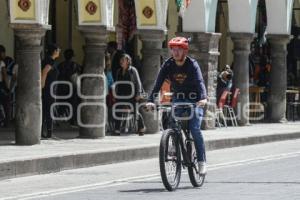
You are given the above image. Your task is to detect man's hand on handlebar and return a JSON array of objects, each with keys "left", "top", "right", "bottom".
[{"left": 145, "top": 102, "right": 155, "bottom": 111}]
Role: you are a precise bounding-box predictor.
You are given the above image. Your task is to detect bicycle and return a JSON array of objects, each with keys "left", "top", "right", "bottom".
[
  {"left": 112, "top": 104, "right": 140, "bottom": 134},
  {"left": 156, "top": 103, "right": 205, "bottom": 191}
]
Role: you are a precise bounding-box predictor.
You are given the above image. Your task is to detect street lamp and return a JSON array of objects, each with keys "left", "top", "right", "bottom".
[{"left": 8, "top": 0, "right": 51, "bottom": 145}]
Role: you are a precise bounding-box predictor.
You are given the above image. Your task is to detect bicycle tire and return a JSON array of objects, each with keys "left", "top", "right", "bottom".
[
  {"left": 187, "top": 142, "right": 205, "bottom": 187},
  {"left": 159, "top": 129, "right": 181, "bottom": 191}
]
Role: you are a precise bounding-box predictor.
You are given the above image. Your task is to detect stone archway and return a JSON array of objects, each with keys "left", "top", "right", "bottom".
[
  {"left": 295, "top": 0, "right": 300, "bottom": 26},
  {"left": 0, "top": 1, "right": 14, "bottom": 57}
]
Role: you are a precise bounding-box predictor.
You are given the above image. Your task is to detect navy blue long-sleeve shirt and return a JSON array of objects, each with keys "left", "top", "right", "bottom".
[{"left": 148, "top": 57, "right": 207, "bottom": 103}]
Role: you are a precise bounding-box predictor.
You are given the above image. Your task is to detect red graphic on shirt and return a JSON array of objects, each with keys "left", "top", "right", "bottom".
[{"left": 173, "top": 73, "right": 187, "bottom": 84}]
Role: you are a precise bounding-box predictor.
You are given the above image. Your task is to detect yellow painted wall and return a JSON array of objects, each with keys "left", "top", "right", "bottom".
[
  {"left": 56, "top": 0, "right": 120, "bottom": 64},
  {"left": 56, "top": 0, "right": 85, "bottom": 64},
  {"left": 55, "top": 0, "right": 68, "bottom": 63},
  {"left": 218, "top": 2, "right": 233, "bottom": 71},
  {"left": 167, "top": 1, "right": 178, "bottom": 42},
  {"left": 54, "top": 0, "right": 178, "bottom": 64},
  {"left": 0, "top": 0, "right": 14, "bottom": 57},
  {"left": 295, "top": 0, "right": 300, "bottom": 26},
  {"left": 71, "top": 3, "right": 85, "bottom": 64},
  {"left": 107, "top": 0, "right": 118, "bottom": 42}
]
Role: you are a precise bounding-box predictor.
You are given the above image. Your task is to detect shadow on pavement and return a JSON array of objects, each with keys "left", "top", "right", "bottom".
[{"left": 119, "top": 186, "right": 197, "bottom": 193}]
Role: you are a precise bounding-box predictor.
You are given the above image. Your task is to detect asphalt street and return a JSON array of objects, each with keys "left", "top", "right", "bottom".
[{"left": 0, "top": 139, "right": 300, "bottom": 200}]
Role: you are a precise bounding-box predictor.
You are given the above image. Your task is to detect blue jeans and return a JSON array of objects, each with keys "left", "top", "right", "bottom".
[{"left": 172, "top": 99, "right": 206, "bottom": 162}]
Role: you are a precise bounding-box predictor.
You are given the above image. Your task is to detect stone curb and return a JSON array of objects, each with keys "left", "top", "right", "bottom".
[{"left": 0, "top": 131, "right": 299, "bottom": 180}]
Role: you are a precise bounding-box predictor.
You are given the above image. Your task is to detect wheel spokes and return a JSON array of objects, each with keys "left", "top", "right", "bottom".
[{"left": 164, "top": 136, "right": 179, "bottom": 185}]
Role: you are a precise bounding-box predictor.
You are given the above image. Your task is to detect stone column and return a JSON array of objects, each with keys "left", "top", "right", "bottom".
[
  {"left": 267, "top": 34, "right": 292, "bottom": 122},
  {"left": 230, "top": 33, "right": 254, "bottom": 126},
  {"left": 139, "top": 30, "right": 165, "bottom": 133},
  {"left": 161, "top": 48, "right": 169, "bottom": 62},
  {"left": 179, "top": 32, "right": 221, "bottom": 130},
  {"left": 78, "top": 26, "right": 107, "bottom": 138},
  {"left": 11, "top": 24, "right": 50, "bottom": 145}
]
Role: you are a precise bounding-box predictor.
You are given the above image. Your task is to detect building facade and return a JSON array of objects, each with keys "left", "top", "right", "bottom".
[{"left": 0, "top": 0, "right": 300, "bottom": 144}]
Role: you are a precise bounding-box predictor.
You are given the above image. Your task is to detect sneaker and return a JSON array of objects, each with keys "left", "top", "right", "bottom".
[
  {"left": 51, "top": 135, "right": 61, "bottom": 140},
  {"left": 41, "top": 136, "right": 48, "bottom": 140},
  {"left": 138, "top": 132, "right": 144, "bottom": 136},
  {"left": 137, "top": 127, "right": 146, "bottom": 136},
  {"left": 198, "top": 162, "right": 207, "bottom": 175}
]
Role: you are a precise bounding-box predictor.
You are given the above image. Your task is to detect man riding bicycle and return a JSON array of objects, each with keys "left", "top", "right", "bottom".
[{"left": 146, "top": 37, "right": 207, "bottom": 175}]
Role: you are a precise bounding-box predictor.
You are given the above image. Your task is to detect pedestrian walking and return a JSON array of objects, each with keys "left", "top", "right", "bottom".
[{"left": 41, "top": 44, "right": 60, "bottom": 138}]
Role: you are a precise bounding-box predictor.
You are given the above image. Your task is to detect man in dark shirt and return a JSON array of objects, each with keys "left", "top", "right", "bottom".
[
  {"left": 146, "top": 37, "right": 208, "bottom": 175},
  {"left": 57, "top": 49, "right": 81, "bottom": 125},
  {"left": 0, "top": 45, "right": 11, "bottom": 125},
  {"left": 41, "top": 44, "right": 60, "bottom": 138}
]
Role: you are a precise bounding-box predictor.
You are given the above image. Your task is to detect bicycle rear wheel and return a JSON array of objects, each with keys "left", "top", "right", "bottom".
[
  {"left": 159, "top": 129, "right": 181, "bottom": 191},
  {"left": 187, "top": 142, "right": 205, "bottom": 187}
]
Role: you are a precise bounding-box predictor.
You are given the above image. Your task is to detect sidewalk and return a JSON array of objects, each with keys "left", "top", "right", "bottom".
[{"left": 1, "top": 122, "right": 300, "bottom": 180}]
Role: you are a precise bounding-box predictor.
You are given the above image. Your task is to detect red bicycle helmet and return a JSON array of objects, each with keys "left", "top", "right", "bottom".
[{"left": 168, "top": 37, "right": 189, "bottom": 50}]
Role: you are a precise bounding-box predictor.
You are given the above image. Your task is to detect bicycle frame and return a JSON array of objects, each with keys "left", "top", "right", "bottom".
[
  {"left": 158, "top": 103, "right": 198, "bottom": 167},
  {"left": 158, "top": 103, "right": 205, "bottom": 191},
  {"left": 172, "top": 118, "right": 195, "bottom": 169},
  {"left": 160, "top": 105, "right": 194, "bottom": 165}
]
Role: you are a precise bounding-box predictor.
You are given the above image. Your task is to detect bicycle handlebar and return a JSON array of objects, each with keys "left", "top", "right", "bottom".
[{"left": 146, "top": 102, "right": 203, "bottom": 112}]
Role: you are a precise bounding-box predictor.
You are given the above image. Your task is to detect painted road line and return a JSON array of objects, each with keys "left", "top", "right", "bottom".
[{"left": 2, "top": 152, "right": 300, "bottom": 200}]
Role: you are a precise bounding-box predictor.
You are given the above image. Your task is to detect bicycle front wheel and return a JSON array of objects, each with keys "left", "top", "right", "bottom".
[
  {"left": 187, "top": 142, "right": 205, "bottom": 187},
  {"left": 159, "top": 129, "right": 181, "bottom": 191}
]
